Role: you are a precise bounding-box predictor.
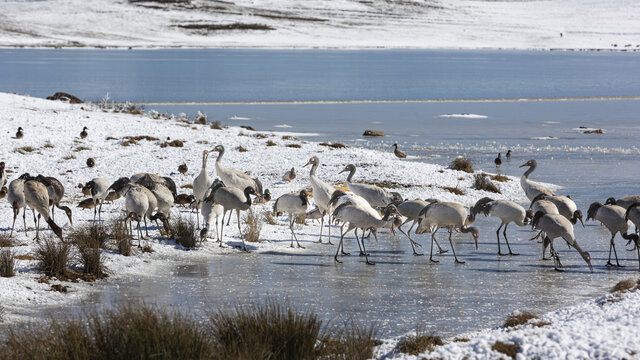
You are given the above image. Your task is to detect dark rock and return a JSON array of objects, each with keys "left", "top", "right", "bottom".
[
  {"left": 46, "top": 92, "right": 83, "bottom": 104},
  {"left": 363, "top": 130, "right": 384, "bottom": 137}
]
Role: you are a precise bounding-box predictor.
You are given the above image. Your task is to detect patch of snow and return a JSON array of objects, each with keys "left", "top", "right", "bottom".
[
  {"left": 438, "top": 113, "right": 488, "bottom": 119},
  {"left": 274, "top": 124, "right": 292, "bottom": 128}
]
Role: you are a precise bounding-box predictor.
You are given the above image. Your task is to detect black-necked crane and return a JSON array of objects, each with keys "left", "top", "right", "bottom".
[
  {"left": 124, "top": 186, "right": 150, "bottom": 246},
  {"left": 200, "top": 179, "right": 225, "bottom": 245},
  {"left": 531, "top": 211, "right": 592, "bottom": 272},
  {"left": 304, "top": 156, "right": 335, "bottom": 244},
  {"left": 7, "top": 178, "right": 27, "bottom": 237},
  {"left": 605, "top": 196, "right": 640, "bottom": 210},
  {"left": 83, "top": 177, "right": 110, "bottom": 221},
  {"left": 472, "top": 197, "right": 531, "bottom": 256},
  {"left": 529, "top": 194, "right": 561, "bottom": 259},
  {"left": 519, "top": 159, "right": 554, "bottom": 201},
  {"left": 282, "top": 168, "right": 296, "bottom": 182},
  {"left": 130, "top": 173, "right": 177, "bottom": 198},
  {"left": 80, "top": 126, "right": 88, "bottom": 139},
  {"left": 273, "top": 190, "right": 309, "bottom": 248},
  {"left": 192, "top": 150, "right": 213, "bottom": 229},
  {"left": 494, "top": 153, "right": 502, "bottom": 168},
  {"left": 418, "top": 202, "right": 479, "bottom": 264},
  {"left": 137, "top": 174, "right": 175, "bottom": 234},
  {"left": 16, "top": 127, "right": 23, "bottom": 139},
  {"left": 109, "top": 178, "right": 158, "bottom": 237},
  {"left": 339, "top": 164, "right": 403, "bottom": 209},
  {"left": 587, "top": 202, "right": 635, "bottom": 268},
  {"left": 35, "top": 175, "right": 73, "bottom": 226},
  {"left": 23, "top": 179, "right": 62, "bottom": 240},
  {"left": 393, "top": 143, "right": 406, "bottom": 159},
  {"left": 209, "top": 185, "right": 256, "bottom": 252},
  {"left": 332, "top": 203, "right": 399, "bottom": 265},
  {"left": 395, "top": 199, "right": 444, "bottom": 256}
]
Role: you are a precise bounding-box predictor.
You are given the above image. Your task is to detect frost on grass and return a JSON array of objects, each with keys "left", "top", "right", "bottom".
[
  {"left": 449, "top": 157, "right": 473, "bottom": 173},
  {"left": 503, "top": 311, "right": 539, "bottom": 328},
  {"left": 395, "top": 330, "right": 443, "bottom": 356},
  {"left": 0, "top": 248, "right": 15, "bottom": 278},
  {"left": 474, "top": 173, "right": 501, "bottom": 194},
  {"left": 243, "top": 208, "right": 262, "bottom": 243}
]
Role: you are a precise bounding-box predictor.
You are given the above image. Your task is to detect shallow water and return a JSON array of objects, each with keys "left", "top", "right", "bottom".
[{"left": 4, "top": 49, "right": 640, "bottom": 337}]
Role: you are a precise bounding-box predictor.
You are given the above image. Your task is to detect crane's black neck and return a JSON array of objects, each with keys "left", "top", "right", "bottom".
[
  {"left": 345, "top": 166, "right": 355, "bottom": 183},
  {"left": 523, "top": 161, "right": 537, "bottom": 178},
  {"left": 243, "top": 187, "right": 253, "bottom": 206}
]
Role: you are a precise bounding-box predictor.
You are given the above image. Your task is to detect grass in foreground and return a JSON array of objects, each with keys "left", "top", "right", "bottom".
[
  {"left": 243, "top": 208, "right": 262, "bottom": 243},
  {"left": 503, "top": 311, "right": 538, "bottom": 328},
  {"left": 395, "top": 329, "right": 443, "bottom": 356},
  {"left": 474, "top": 173, "right": 501, "bottom": 193},
  {"left": 0, "top": 249, "right": 15, "bottom": 278},
  {"left": 170, "top": 216, "right": 198, "bottom": 249},
  {"left": 0, "top": 301, "right": 381, "bottom": 360}
]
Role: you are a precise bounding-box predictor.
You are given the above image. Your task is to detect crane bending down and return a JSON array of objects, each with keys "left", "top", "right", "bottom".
[
  {"left": 587, "top": 202, "right": 635, "bottom": 268},
  {"left": 23, "top": 180, "right": 62, "bottom": 240},
  {"left": 519, "top": 159, "right": 554, "bottom": 201},
  {"left": 623, "top": 204, "right": 640, "bottom": 271},
  {"left": 532, "top": 211, "right": 592, "bottom": 272},
  {"left": 7, "top": 178, "right": 27, "bottom": 237},
  {"left": 472, "top": 197, "right": 532, "bottom": 256},
  {"left": 339, "top": 164, "right": 403, "bottom": 209},
  {"left": 395, "top": 199, "right": 446, "bottom": 256},
  {"left": 332, "top": 203, "right": 399, "bottom": 265},
  {"left": 418, "top": 202, "right": 479, "bottom": 264}
]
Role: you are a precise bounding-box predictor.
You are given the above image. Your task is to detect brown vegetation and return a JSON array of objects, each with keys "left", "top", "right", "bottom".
[
  {"left": 319, "top": 142, "right": 347, "bottom": 149},
  {"left": 243, "top": 208, "right": 262, "bottom": 243},
  {"left": 504, "top": 311, "right": 539, "bottom": 328},
  {"left": 491, "top": 341, "right": 520, "bottom": 359},
  {"left": 449, "top": 157, "right": 473, "bottom": 173},
  {"left": 474, "top": 174, "right": 501, "bottom": 193},
  {"left": 0, "top": 249, "right": 15, "bottom": 277},
  {"left": 396, "top": 332, "right": 443, "bottom": 355}
]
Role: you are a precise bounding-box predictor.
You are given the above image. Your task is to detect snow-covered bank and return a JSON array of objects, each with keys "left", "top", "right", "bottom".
[
  {"left": 0, "top": 92, "right": 525, "bottom": 324},
  {"left": 0, "top": 0, "right": 639, "bottom": 50},
  {"left": 376, "top": 282, "right": 640, "bottom": 359}
]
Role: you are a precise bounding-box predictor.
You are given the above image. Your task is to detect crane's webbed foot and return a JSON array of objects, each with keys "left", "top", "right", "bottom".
[
  {"left": 366, "top": 259, "right": 375, "bottom": 265},
  {"left": 455, "top": 259, "right": 466, "bottom": 264},
  {"left": 341, "top": 250, "right": 350, "bottom": 256},
  {"left": 334, "top": 255, "right": 342, "bottom": 264},
  {"left": 509, "top": 251, "right": 520, "bottom": 256},
  {"left": 429, "top": 257, "right": 439, "bottom": 263},
  {"left": 438, "top": 249, "right": 448, "bottom": 254},
  {"left": 412, "top": 251, "right": 424, "bottom": 256}
]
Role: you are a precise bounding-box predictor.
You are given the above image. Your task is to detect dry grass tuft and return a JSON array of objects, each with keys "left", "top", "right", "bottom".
[
  {"left": 14, "top": 254, "right": 37, "bottom": 261},
  {"left": 50, "top": 284, "right": 68, "bottom": 293},
  {"left": 14, "top": 146, "right": 37, "bottom": 154},
  {"left": 69, "top": 224, "right": 109, "bottom": 279},
  {"left": 112, "top": 220, "right": 131, "bottom": 256},
  {"left": 73, "top": 145, "right": 91, "bottom": 152},
  {"left": 0, "top": 233, "right": 13, "bottom": 247},
  {"left": 211, "top": 120, "right": 223, "bottom": 130},
  {"left": 295, "top": 214, "right": 306, "bottom": 225},
  {"left": 491, "top": 341, "right": 520, "bottom": 359},
  {"left": 171, "top": 217, "right": 198, "bottom": 249},
  {"left": 0, "top": 249, "right": 15, "bottom": 277},
  {"left": 194, "top": 111, "right": 207, "bottom": 124},
  {"left": 240, "top": 125, "right": 255, "bottom": 131},
  {"left": 121, "top": 139, "right": 137, "bottom": 146},
  {"left": 474, "top": 174, "right": 501, "bottom": 194},
  {"left": 286, "top": 144, "right": 302, "bottom": 148},
  {"left": 319, "top": 322, "right": 380, "bottom": 360},
  {"left": 449, "top": 157, "right": 474, "bottom": 173},
  {"left": 453, "top": 337, "right": 470, "bottom": 342},
  {"left": 160, "top": 139, "right": 184, "bottom": 148},
  {"left": 531, "top": 321, "right": 552, "bottom": 328},
  {"left": 105, "top": 136, "right": 118, "bottom": 140},
  {"left": 491, "top": 174, "right": 509, "bottom": 182},
  {"left": 243, "top": 208, "right": 262, "bottom": 243},
  {"left": 611, "top": 278, "right": 640, "bottom": 293},
  {"left": 396, "top": 331, "right": 443, "bottom": 355},
  {"left": 43, "top": 142, "right": 55, "bottom": 149},
  {"left": 266, "top": 140, "right": 277, "bottom": 146},
  {"left": 282, "top": 135, "right": 299, "bottom": 141},
  {"left": 127, "top": 135, "right": 160, "bottom": 141},
  {"left": 236, "top": 145, "right": 248, "bottom": 152},
  {"left": 319, "top": 142, "right": 347, "bottom": 149},
  {"left": 62, "top": 154, "right": 76, "bottom": 160},
  {"left": 181, "top": 184, "right": 193, "bottom": 189},
  {"left": 504, "top": 311, "right": 538, "bottom": 328},
  {"left": 141, "top": 245, "right": 154, "bottom": 253},
  {"left": 441, "top": 186, "right": 465, "bottom": 196},
  {"left": 255, "top": 133, "right": 269, "bottom": 139},
  {"left": 35, "top": 237, "right": 70, "bottom": 279},
  {"left": 262, "top": 210, "right": 278, "bottom": 225}
]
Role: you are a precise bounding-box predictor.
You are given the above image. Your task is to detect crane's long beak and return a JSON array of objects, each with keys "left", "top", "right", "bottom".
[
  {"left": 588, "top": 260, "right": 593, "bottom": 272},
  {"left": 519, "top": 162, "right": 528, "bottom": 168},
  {"left": 579, "top": 217, "right": 585, "bottom": 228},
  {"left": 474, "top": 234, "right": 479, "bottom": 250},
  {"left": 338, "top": 167, "right": 349, "bottom": 174},
  {"left": 303, "top": 160, "right": 312, "bottom": 167}
]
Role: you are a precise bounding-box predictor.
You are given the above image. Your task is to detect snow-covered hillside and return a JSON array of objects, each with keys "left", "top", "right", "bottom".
[{"left": 0, "top": 0, "right": 639, "bottom": 50}]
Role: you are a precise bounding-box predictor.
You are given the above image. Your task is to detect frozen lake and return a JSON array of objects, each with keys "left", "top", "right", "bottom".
[{"left": 2, "top": 49, "right": 640, "bottom": 337}]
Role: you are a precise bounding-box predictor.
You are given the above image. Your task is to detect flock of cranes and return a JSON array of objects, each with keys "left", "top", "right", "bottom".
[{"left": 2, "top": 128, "right": 640, "bottom": 272}]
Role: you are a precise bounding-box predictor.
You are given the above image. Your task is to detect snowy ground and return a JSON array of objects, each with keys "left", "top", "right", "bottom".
[
  {"left": 0, "top": 92, "right": 526, "bottom": 324},
  {"left": 0, "top": 93, "right": 638, "bottom": 358},
  {"left": 0, "top": 0, "right": 639, "bottom": 50}
]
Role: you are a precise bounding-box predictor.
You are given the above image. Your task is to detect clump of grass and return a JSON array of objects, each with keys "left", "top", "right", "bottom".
[
  {"left": 112, "top": 220, "right": 131, "bottom": 256},
  {"left": 43, "top": 142, "right": 55, "bottom": 149},
  {"left": 286, "top": 143, "right": 302, "bottom": 148},
  {"left": 491, "top": 341, "right": 520, "bottom": 359},
  {"left": 14, "top": 146, "right": 36, "bottom": 154},
  {"left": 73, "top": 145, "right": 91, "bottom": 152},
  {"left": 266, "top": 140, "right": 277, "bottom": 146},
  {"left": 69, "top": 224, "right": 109, "bottom": 279},
  {"left": 0, "top": 306, "right": 5, "bottom": 323},
  {"left": 0, "top": 249, "right": 15, "bottom": 277},
  {"left": 531, "top": 321, "right": 552, "bottom": 327},
  {"left": 611, "top": 278, "right": 639, "bottom": 293},
  {"left": 0, "top": 233, "right": 13, "bottom": 247},
  {"left": 209, "top": 301, "right": 322, "bottom": 360},
  {"left": 62, "top": 154, "right": 77, "bottom": 160},
  {"left": 243, "top": 208, "right": 262, "bottom": 243},
  {"left": 171, "top": 217, "right": 198, "bottom": 249},
  {"left": 211, "top": 120, "right": 223, "bottom": 130},
  {"left": 121, "top": 139, "right": 137, "bottom": 146},
  {"left": 255, "top": 133, "right": 269, "bottom": 139},
  {"left": 396, "top": 331, "right": 443, "bottom": 355},
  {"left": 282, "top": 135, "right": 299, "bottom": 141},
  {"left": 14, "top": 254, "right": 37, "bottom": 261},
  {"left": 141, "top": 245, "right": 154, "bottom": 253},
  {"left": 504, "top": 311, "right": 538, "bottom": 328},
  {"left": 236, "top": 145, "right": 248, "bottom": 152},
  {"left": 441, "top": 186, "right": 465, "bottom": 195},
  {"left": 438, "top": 169, "right": 444, "bottom": 173},
  {"left": 35, "top": 237, "right": 70, "bottom": 279},
  {"left": 160, "top": 139, "right": 184, "bottom": 148},
  {"left": 453, "top": 337, "right": 470, "bottom": 342},
  {"left": 262, "top": 210, "right": 278, "bottom": 225},
  {"left": 0, "top": 302, "right": 213, "bottom": 360},
  {"left": 319, "top": 142, "right": 347, "bottom": 149},
  {"left": 449, "top": 157, "right": 473, "bottom": 173},
  {"left": 50, "top": 284, "right": 68, "bottom": 293},
  {"left": 319, "top": 322, "right": 380, "bottom": 360},
  {"left": 491, "top": 174, "right": 509, "bottom": 182},
  {"left": 127, "top": 135, "right": 159, "bottom": 141},
  {"left": 194, "top": 111, "right": 207, "bottom": 124},
  {"left": 181, "top": 184, "right": 193, "bottom": 189},
  {"left": 105, "top": 136, "right": 118, "bottom": 140},
  {"left": 473, "top": 174, "right": 501, "bottom": 193}
]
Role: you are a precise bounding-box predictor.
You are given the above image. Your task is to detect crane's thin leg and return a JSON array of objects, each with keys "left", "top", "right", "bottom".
[
  {"left": 430, "top": 228, "right": 440, "bottom": 263},
  {"left": 290, "top": 217, "right": 304, "bottom": 248},
  {"left": 449, "top": 227, "right": 465, "bottom": 264},
  {"left": 405, "top": 220, "right": 423, "bottom": 247},
  {"left": 355, "top": 228, "right": 365, "bottom": 256},
  {"left": 548, "top": 237, "right": 563, "bottom": 271},
  {"left": 219, "top": 213, "right": 226, "bottom": 247},
  {"left": 238, "top": 211, "right": 248, "bottom": 252},
  {"left": 23, "top": 208, "right": 28, "bottom": 236},
  {"left": 359, "top": 229, "right": 374, "bottom": 265},
  {"left": 496, "top": 223, "right": 504, "bottom": 256},
  {"left": 542, "top": 234, "right": 551, "bottom": 260},
  {"left": 611, "top": 236, "right": 624, "bottom": 267},
  {"left": 340, "top": 224, "right": 350, "bottom": 255},
  {"left": 636, "top": 241, "right": 640, "bottom": 272},
  {"left": 606, "top": 235, "right": 615, "bottom": 267},
  {"left": 93, "top": 198, "right": 98, "bottom": 221},
  {"left": 195, "top": 201, "right": 201, "bottom": 230},
  {"left": 503, "top": 223, "right": 519, "bottom": 256},
  {"left": 334, "top": 228, "right": 346, "bottom": 263},
  {"left": 530, "top": 231, "right": 543, "bottom": 242},
  {"left": 143, "top": 215, "right": 149, "bottom": 238},
  {"left": 51, "top": 204, "right": 55, "bottom": 221},
  {"left": 327, "top": 214, "right": 333, "bottom": 245},
  {"left": 98, "top": 199, "right": 104, "bottom": 221},
  {"left": 10, "top": 209, "right": 17, "bottom": 238},
  {"left": 137, "top": 221, "right": 143, "bottom": 247},
  {"left": 397, "top": 224, "right": 423, "bottom": 256},
  {"left": 226, "top": 210, "right": 232, "bottom": 226},
  {"left": 316, "top": 215, "right": 324, "bottom": 243}
]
